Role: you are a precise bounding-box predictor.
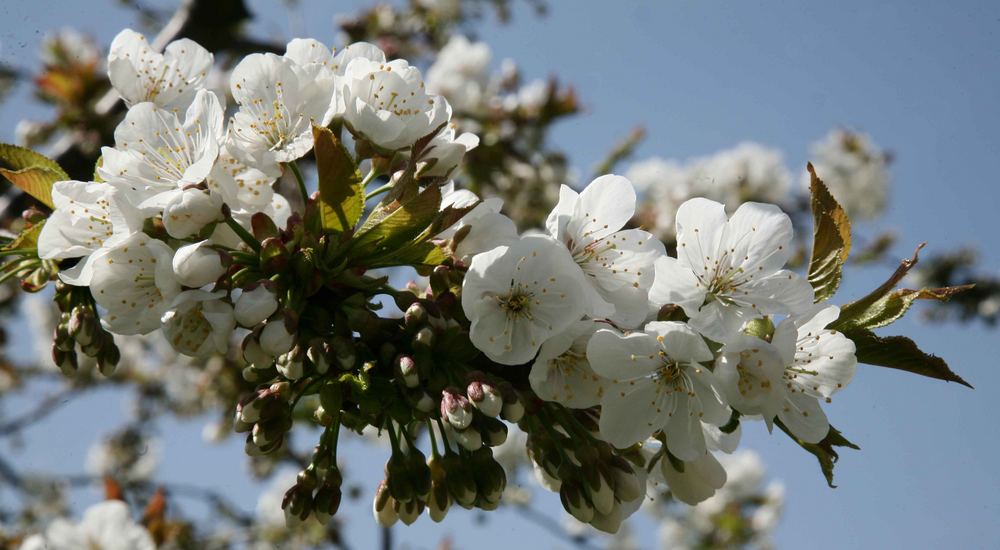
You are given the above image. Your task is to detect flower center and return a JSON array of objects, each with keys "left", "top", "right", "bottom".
[{"left": 497, "top": 285, "right": 534, "bottom": 320}]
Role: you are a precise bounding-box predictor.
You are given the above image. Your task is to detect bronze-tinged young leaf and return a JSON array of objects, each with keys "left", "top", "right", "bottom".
[
  {"left": 834, "top": 284, "right": 975, "bottom": 331},
  {"left": 833, "top": 242, "right": 974, "bottom": 331},
  {"left": 776, "top": 420, "right": 859, "bottom": 488},
  {"left": 0, "top": 143, "right": 70, "bottom": 208},
  {"left": 2, "top": 221, "right": 44, "bottom": 253},
  {"left": 806, "top": 163, "right": 852, "bottom": 302},
  {"left": 350, "top": 184, "right": 442, "bottom": 263},
  {"left": 313, "top": 125, "right": 364, "bottom": 234},
  {"left": 842, "top": 328, "right": 973, "bottom": 388}
]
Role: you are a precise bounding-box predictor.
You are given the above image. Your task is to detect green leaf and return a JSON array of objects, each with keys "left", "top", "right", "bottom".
[
  {"left": 2, "top": 221, "right": 44, "bottom": 253},
  {"left": 833, "top": 243, "right": 974, "bottom": 331},
  {"left": 366, "top": 241, "right": 447, "bottom": 269},
  {"left": 842, "top": 328, "right": 973, "bottom": 388},
  {"left": 313, "top": 125, "right": 364, "bottom": 234},
  {"left": 835, "top": 285, "right": 974, "bottom": 331},
  {"left": 777, "top": 420, "right": 859, "bottom": 488},
  {"left": 806, "top": 163, "right": 852, "bottom": 302},
  {"left": 0, "top": 143, "right": 69, "bottom": 208},
  {"left": 351, "top": 184, "right": 442, "bottom": 263}
]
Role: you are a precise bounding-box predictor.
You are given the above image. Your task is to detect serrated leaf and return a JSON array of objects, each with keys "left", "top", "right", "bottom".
[
  {"left": 834, "top": 284, "right": 974, "bottom": 331},
  {"left": 833, "top": 243, "right": 973, "bottom": 331},
  {"left": 2, "top": 221, "right": 43, "bottom": 253},
  {"left": 351, "top": 184, "right": 442, "bottom": 262},
  {"left": 0, "top": 143, "right": 69, "bottom": 208},
  {"left": 313, "top": 125, "right": 364, "bottom": 234},
  {"left": 806, "top": 163, "right": 852, "bottom": 302},
  {"left": 777, "top": 420, "right": 859, "bottom": 488},
  {"left": 842, "top": 328, "right": 972, "bottom": 388}
]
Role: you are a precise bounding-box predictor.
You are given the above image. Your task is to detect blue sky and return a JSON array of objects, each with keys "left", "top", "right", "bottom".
[{"left": 1, "top": 0, "right": 999, "bottom": 548}]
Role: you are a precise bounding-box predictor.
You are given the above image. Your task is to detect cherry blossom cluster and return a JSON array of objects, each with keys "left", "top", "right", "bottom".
[
  {"left": 458, "top": 173, "right": 857, "bottom": 530},
  {"left": 6, "top": 23, "right": 970, "bottom": 539}
]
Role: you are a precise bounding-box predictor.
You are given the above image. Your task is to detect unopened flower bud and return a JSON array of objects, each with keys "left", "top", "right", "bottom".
[
  {"left": 53, "top": 322, "right": 74, "bottom": 352},
  {"left": 260, "top": 319, "right": 295, "bottom": 357},
  {"left": 427, "top": 457, "right": 451, "bottom": 522},
  {"left": 410, "top": 390, "right": 436, "bottom": 414},
  {"left": 440, "top": 389, "right": 474, "bottom": 430},
  {"left": 442, "top": 455, "right": 477, "bottom": 508},
  {"left": 307, "top": 340, "right": 329, "bottom": 374},
  {"left": 67, "top": 306, "right": 96, "bottom": 347},
  {"left": 501, "top": 400, "right": 524, "bottom": 423},
  {"left": 413, "top": 327, "right": 434, "bottom": 348},
  {"left": 172, "top": 240, "right": 225, "bottom": 287},
  {"left": 242, "top": 335, "right": 272, "bottom": 368},
  {"left": 97, "top": 341, "right": 120, "bottom": 377},
  {"left": 163, "top": 188, "right": 224, "bottom": 239},
  {"left": 481, "top": 418, "right": 508, "bottom": 447},
  {"left": 453, "top": 426, "right": 482, "bottom": 451},
  {"left": 395, "top": 499, "right": 423, "bottom": 525},
  {"left": 276, "top": 352, "right": 304, "bottom": 380},
  {"left": 373, "top": 480, "right": 398, "bottom": 527},
  {"left": 467, "top": 380, "right": 503, "bottom": 417},
  {"left": 237, "top": 397, "right": 262, "bottom": 424},
  {"left": 404, "top": 302, "right": 427, "bottom": 327},
  {"left": 331, "top": 335, "right": 356, "bottom": 370},
  {"left": 559, "top": 479, "right": 595, "bottom": 523},
  {"left": 282, "top": 484, "right": 313, "bottom": 525},
  {"left": 234, "top": 284, "right": 279, "bottom": 327},
  {"left": 395, "top": 355, "right": 419, "bottom": 388},
  {"left": 313, "top": 482, "right": 342, "bottom": 519},
  {"left": 610, "top": 460, "right": 642, "bottom": 503},
  {"left": 584, "top": 468, "right": 615, "bottom": 516},
  {"left": 52, "top": 347, "right": 77, "bottom": 375}
]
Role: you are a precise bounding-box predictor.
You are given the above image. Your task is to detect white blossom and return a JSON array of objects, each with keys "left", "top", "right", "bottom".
[
  {"left": 162, "top": 290, "right": 235, "bottom": 357},
  {"left": 547, "top": 175, "right": 665, "bottom": 327},
  {"left": 587, "top": 322, "right": 729, "bottom": 458},
  {"left": 229, "top": 50, "right": 336, "bottom": 164},
  {"left": 806, "top": 128, "right": 889, "bottom": 220},
  {"left": 172, "top": 240, "right": 225, "bottom": 288},
  {"left": 461, "top": 235, "right": 588, "bottom": 365},
  {"left": 330, "top": 41, "right": 385, "bottom": 76},
  {"left": 206, "top": 143, "right": 282, "bottom": 209},
  {"left": 715, "top": 335, "right": 787, "bottom": 428},
  {"left": 19, "top": 500, "right": 155, "bottom": 550},
  {"left": 425, "top": 35, "right": 492, "bottom": 112},
  {"left": 436, "top": 184, "right": 517, "bottom": 261},
  {"left": 650, "top": 198, "right": 814, "bottom": 343},
  {"left": 417, "top": 123, "right": 479, "bottom": 178},
  {"left": 107, "top": 28, "right": 212, "bottom": 111},
  {"left": 90, "top": 232, "right": 180, "bottom": 335},
  {"left": 37, "top": 180, "right": 142, "bottom": 286},
  {"left": 624, "top": 157, "right": 691, "bottom": 234},
  {"left": 528, "top": 320, "right": 609, "bottom": 408},
  {"left": 341, "top": 51, "right": 450, "bottom": 151},
  {"left": 770, "top": 305, "right": 857, "bottom": 443},
  {"left": 99, "top": 88, "right": 225, "bottom": 211}
]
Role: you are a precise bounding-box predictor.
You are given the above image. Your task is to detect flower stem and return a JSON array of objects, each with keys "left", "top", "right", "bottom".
[
  {"left": 288, "top": 161, "right": 309, "bottom": 204},
  {"left": 364, "top": 181, "right": 393, "bottom": 200},
  {"left": 224, "top": 217, "right": 260, "bottom": 253}
]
